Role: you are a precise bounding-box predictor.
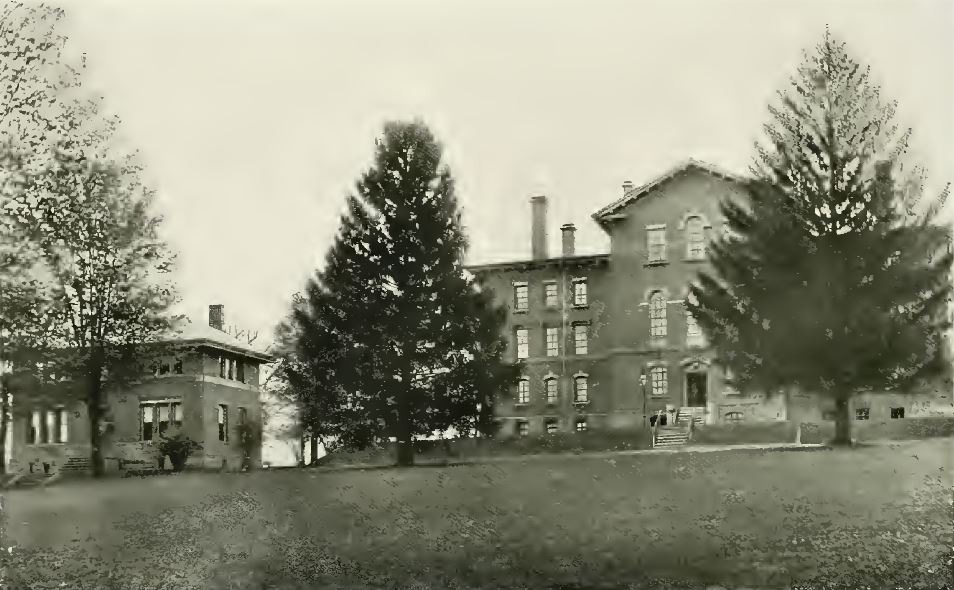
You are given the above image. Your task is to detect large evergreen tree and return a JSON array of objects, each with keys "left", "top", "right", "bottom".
[
  {"left": 278, "top": 120, "right": 515, "bottom": 465},
  {"left": 688, "top": 30, "right": 952, "bottom": 445}
]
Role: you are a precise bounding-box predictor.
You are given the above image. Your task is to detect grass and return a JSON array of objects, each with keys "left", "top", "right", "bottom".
[{"left": 2, "top": 439, "right": 952, "bottom": 589}]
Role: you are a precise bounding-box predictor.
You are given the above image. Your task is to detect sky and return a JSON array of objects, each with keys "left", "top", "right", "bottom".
[{"left": 56, "top": 0, "right": 954, "bottom": 345}]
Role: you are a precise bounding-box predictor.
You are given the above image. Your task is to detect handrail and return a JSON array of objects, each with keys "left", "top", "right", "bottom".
[{"left": 650, "top": 410, "right": 660, "bottom": 447}]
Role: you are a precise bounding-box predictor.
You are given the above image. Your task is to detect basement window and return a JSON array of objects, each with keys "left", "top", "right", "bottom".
[
  {"left": 855, "top": 408, "right": 870, "bottom": 421},
  {"left": 890, "top": 407, "right": 905, "bottom": 419},
  {"left": 517, "top": 420, "right": 529, "bottom": 437}
]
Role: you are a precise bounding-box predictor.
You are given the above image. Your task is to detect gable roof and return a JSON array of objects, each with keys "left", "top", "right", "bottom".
[{"left": 591, "top": 158, "right": 745, "bottom": 223}]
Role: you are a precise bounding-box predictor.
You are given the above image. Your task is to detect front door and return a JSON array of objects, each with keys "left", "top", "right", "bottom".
[{"left": 686, "top": 371, "right": 707, "bottom": 407}]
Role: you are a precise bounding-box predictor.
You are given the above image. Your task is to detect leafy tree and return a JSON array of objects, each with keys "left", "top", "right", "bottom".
[
  {"left": 688, "top": 29, "right": 952, "bottom": 445},
  {"left": 4, "top": 125, "right": 179, "bottom": 476},
  {"left": 279, "top": 120, "right": 516, "bottom": 465}
]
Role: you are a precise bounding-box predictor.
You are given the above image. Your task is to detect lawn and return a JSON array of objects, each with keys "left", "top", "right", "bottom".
[{"left": 2, "top": 439, "right": 951, "bottom": 589}]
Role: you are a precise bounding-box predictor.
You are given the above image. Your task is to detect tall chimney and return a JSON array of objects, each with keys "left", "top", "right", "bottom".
[
  {"left": 622, "top": 180, "right": 634, "bottom": 197},
  {"left": 561, "top": 223, "right": 576, "bottom": 257},
  {"left": 531, "top": 195, "right": 548, "bottom": 260},
  {"left": 209, "top": 304, "right": 224, "bottom": 331}
]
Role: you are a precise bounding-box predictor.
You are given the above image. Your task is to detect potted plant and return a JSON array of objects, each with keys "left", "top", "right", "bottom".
[{"left": 157, "top": 431, "right": 202, "bottom": 472}]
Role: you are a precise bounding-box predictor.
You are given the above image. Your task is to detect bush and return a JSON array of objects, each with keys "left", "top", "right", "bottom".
[
  {"left": 237, "top": 422, "right": 261, "bottom": 471},
  {"left": 691, "top": 421, "right": 798, "bottom": 445},
  {"left": 157, "top": 433, "right": 202, "bottom": 472},
  {"left": 799, "top": 417, "right": 954, "bottom": 444}
]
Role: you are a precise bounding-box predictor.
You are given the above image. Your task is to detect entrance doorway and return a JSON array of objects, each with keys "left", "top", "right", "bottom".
[{"left": 685, "top": 371, "right": 707, "bottom": 407}]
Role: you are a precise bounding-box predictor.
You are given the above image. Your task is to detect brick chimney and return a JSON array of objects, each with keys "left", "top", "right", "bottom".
[
  {"left": 560, "top": 223, "right": 576, "bottom": 257},
  {"left": 531, "top": 195, "right": 548, "bottom": 260},
  {"left": 622, "top": 180, "right": 634, "bottom": 196},
  {"left": 209, "top": 304, "right": 224, "bottom": 331}
]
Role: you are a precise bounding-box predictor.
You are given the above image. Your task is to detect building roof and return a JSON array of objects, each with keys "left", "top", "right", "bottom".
[
  {"left": 591, "top": 158, "right": 744, "bottom": 223},
  {"left": 466, "top": 253, "right": 610, "bottom": 274},
  {"left": 158, "top": 318, "right": 275, "bottom": 363}
]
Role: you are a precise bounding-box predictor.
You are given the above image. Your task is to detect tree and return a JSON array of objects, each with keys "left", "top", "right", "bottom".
[
  {"left": 4, "top": 127, "right": 179, "bottom": 476},
  {"left": 280, "top": 120, "right": 516, "bottom": 465},
  {"left": 0, "top": 2, "right": 83, "bottom": 474},
  {"left": 688, "top": 29, "right": 952, "bottom": 445}
]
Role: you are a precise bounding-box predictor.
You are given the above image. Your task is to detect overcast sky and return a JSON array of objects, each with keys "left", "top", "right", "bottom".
[{"left": 59, "top": 0, "right": 953, "bottom": 343}]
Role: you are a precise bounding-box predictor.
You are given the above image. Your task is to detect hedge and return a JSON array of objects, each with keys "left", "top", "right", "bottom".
[
  {"left": 316, "top": 430, "right": 654, "bottom": 467},
  {"left": 800, "top": 417, "right": 954, "bottom": 444},
  {"left": 690, "top": 421, "right": 798, "bottom": 445}
]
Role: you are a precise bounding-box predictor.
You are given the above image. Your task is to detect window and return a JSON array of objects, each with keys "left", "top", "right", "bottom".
[
  {"left": 649, "top": 291, "right": 667, "bottom": 339},
  {"left": 544, "top": 282, "right": 558, "bottom": 308},
  {"left": 573, "top": 279, "right": 588, "bottom": 306},
  {"left": 724, "top": 411, "right": 744, "bottom": 422},
  {"left": 140, "top": 401, "right": 182, "bottom": 441},
  {"left": 219, "top": 356, "right": 227, "bottom": 378},
  {"left": 29, "top": 410, "right": 40, "bottom": 444},
  {"left": 236, "top": 360, "right": 245, "bottom": 383},
  {"left": 545, "top": 419, "right": 558, "bottom": 434},
  {"left": 647, "top": 226, "right": 667, "bottom": 262},
  {"left": 545, "top": 327, "right": 560, "bottom": 357},
  {"left": 855, "top": 408, "right": 870, "bottom": 421},
  {"left": 517, "top": 379, "right": 530, "bottom": 404},
  {"left": 545, "top": 378, "right": 558, "bottom": 405},
  {"left": 686, "top": 216, "right": 705, "bottom": 260},
  {"left": 238, "top": 407, "right": 248, "bottom": 426},
  {"left": 173, "top": 358, "right": 183, "bottom": 374},
  {"left": 650, "top": 366, "right": 667, "bottom": 396},
  {"left": 575, "top": 419, "right": 587, "bottom": 432},
  {"left": 218, "top": 404, "right": 229, "bottom": 441},
  {"left": 228, "top": 359, "right": 235, "bottom": 380},
  {"left": 890, "top": 407, "right": 905, "bottom": 419},
  {"left": 686, "top": 311, "right": 703, "bottom": 345},
  {"left": 517, "top": 421, "right": 530, "bottom": 437},
  {"left": 573, "top": 324, "right": 588, "bottom": 355},
  {"left": 515, "top": 328, "right": 529, "bottom": 359},
  {"left": 573, "top": 376, "right": 588, "bottom": 403},
  {"left": 514, "top": 283, "right": 529, "bottom": 312}
]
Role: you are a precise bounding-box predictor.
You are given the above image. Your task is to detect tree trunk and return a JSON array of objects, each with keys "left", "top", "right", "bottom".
[
  {"left": 0, "top": 389, "right": 7, "bottom": 476},
  {"left": 832, "top": 394, "right": 853, "bottom": 446},
  {"left": 87, "top": 352, "right": 106, "bottom": 477},
  {"left": 309, "top": 429, "right": 319, "bottom": 465},
  {"left": 298, "top": 432, "right": 306, "bottom": 467},
  {"left": 395, "top": 377, "right": 414, "bottom": 467}
]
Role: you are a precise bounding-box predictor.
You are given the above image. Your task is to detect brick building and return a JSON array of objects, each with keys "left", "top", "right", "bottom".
[
  {"left": 468, "top": 159, "right": 951, "bottom": 438},
  {"left": 6, "top": 304, "right": 274, "bottom": 475}
]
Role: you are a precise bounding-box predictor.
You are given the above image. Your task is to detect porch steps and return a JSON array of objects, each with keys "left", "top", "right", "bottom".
[
  {"left": 653, "top": 426, "right": 690, "bottom": 448},
  {"left": 8, "top": 471, "right": 55, "bottom": 489},
  {"left": 61, "top": 457, "right": 90, "bottom": 472}
]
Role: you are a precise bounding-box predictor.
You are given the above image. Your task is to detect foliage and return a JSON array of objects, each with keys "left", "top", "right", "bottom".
[
  {"left": 157, "top": 432, "right": 202, "bottom": 472},
  {"left": 688, "top": 29, "right": 952, "bottom": 445},
  {"left": 278, "top": 120, "right": 516, "bottom": 465}
]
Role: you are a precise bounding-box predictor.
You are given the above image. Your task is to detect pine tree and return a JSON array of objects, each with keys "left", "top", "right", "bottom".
[
  {"left": 688, "top": 30, "right": 952, "bottom": 445},
  {"left": 280, "top": 120, "right": 516, "bottom": 465}
]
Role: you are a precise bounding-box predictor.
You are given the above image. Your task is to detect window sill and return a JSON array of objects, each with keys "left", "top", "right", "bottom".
[
  {"left": 572, "top": 304, "right": 589, "bottom": 310},
  {"left": 513, "top": 309, "right": 528, "bottom": 315},
  {"left": 514, "top": 403, "right": 530, "bottom": 408},
  {"left": 644, "top": 260, "right": 668, "bottom": 268},
  {"left": 573, "top": 400, "right": 590, "bottom": 407}
]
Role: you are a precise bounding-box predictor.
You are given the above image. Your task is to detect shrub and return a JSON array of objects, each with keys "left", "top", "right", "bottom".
[
  {"left": 237, "top": 422, "right": 261, "bottom": 471},
  {"left": 157, "top": 433, "right": 202, "bottom": 472}
]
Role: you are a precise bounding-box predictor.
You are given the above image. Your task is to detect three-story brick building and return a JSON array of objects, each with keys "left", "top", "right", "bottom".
[{"left": 468, "top": 160, "right": 796, "bottom": 437}]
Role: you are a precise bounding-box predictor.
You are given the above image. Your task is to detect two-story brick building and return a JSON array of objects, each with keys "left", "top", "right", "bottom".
[
  {"left": 469, "top": 159, "right": 951, "bottom": 438},
  {"left": 6, "top": 304, "right": 274, "bottom": 475}
]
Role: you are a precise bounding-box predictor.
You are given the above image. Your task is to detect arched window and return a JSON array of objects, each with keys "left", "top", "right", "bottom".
[
  {"left": 649, "top": 366, "right": 668, "bottom": 396},
  {"left": 573, "top": 375, "right": 589, "bottom": 403},
  {"left": 686, "top": 216, "right": 705, "bottom": 260},
  {"left": 545, "top": 377, "right": 559, "bottom": 405},
  {"left": 517, "top": 378, "right": 530, "bottom": 404},
  {"left": 649, "top": 291, "right": 667, "bottom": 338}
]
